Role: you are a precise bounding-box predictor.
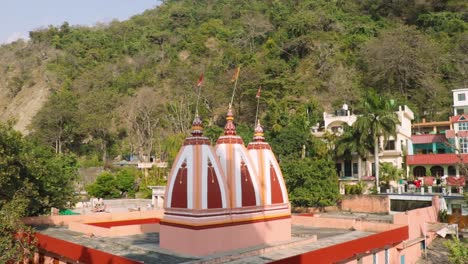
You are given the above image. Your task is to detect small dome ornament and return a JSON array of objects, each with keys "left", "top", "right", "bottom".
[
  {"left": 224, "top": 106, "right": 236, "bottom": 136},
  {"left": 253, "top": 120, "right": 265, "bottom": 142},
  {"left": 191, "top": 114, "right": 203, "bottom": 137}
]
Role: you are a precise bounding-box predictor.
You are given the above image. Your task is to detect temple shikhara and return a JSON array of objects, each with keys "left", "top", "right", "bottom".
[{"left": 160, "top": 107, "right": 291, "bottom": 256}]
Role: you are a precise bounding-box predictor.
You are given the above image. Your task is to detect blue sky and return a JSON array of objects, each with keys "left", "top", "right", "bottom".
[{"left": 0, "top": 0, "right": 159, "bottom": 44}]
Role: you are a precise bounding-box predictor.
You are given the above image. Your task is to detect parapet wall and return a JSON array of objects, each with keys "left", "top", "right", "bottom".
[
  {"left": 292, "top": 215, "right": 402, "bottom": 233},
  {"left": 340, "top": 195, "right": 390, "bottom": 214},
  {"left": 393, "top": 197, "right": 439, "bottom": 241},
  {"left": 23, "top": 209, "right": 164, "bottom": 226}
]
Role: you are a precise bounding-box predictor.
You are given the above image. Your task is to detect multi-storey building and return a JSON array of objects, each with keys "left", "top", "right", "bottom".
[
  {"left": 313, "top": 104, "right": 414, "bottom": 190},
  {"left": 407, "top": 89, "right": 468, "bottom": 183}
]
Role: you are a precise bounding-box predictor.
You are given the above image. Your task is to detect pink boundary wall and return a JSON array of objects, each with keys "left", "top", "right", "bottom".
[
  {"left": 340, "top": 195, "right": 390, "bottom": 213},
  {"left": 287, "top": 196, "right": 441, "bottom": 264},
  {"left": 69, "top": 221, "right": 160, "bottom": 237},
  {"left": 160, "top": 218, "right": 291, "bottom": 256},
  {"left": 23, "top": 209, "right": 164, "bottom": 226}
]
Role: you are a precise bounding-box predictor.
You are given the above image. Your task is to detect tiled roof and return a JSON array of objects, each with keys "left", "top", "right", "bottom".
[
  {"left": 406, "top": 154, "right": 468, "bottom": 165},
  {"left": 451, "top": 114, "right": 468, "bottom": 123},
  {"left": 411, "top": 134, "right": 447, "bottom": 144}
]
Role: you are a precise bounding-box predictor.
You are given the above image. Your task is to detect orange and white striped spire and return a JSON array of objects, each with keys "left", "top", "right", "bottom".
[
  {"left": 248, "top": 121, "right": 289, "bottom": 207},
  {"left": 164, "top": 115, "right": 231, "bottom": 215},
  {"left": 215, "top": 107, "right": 261, "bottom": 209}
]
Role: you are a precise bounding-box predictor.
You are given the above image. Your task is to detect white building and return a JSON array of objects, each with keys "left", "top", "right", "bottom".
[{"left": 313, "top": 104, "right": 414, "bottom": 188}]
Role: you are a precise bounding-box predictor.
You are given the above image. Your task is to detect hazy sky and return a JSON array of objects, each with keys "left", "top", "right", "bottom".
[{"left": 0, "top": 0, "right": 159, "bottom": 44}]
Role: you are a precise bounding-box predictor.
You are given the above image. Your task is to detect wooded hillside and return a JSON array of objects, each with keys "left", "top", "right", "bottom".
[{"left": 0, "top": 0, "right": 466, "bottom": 163}]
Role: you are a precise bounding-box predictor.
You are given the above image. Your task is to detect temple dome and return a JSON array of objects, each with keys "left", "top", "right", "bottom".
[
  {"left": 247, "top": 121, "right": 289, "bottom": 206},
  {"left": 215, "top": 107, "right": 261, "bottom": 208},
  {"left": 164, "top": 115, "right": 230, "bottom": 213}
]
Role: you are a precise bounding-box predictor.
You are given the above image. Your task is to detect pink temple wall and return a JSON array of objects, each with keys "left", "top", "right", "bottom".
[{"left": 160, "top": 218, "right": 291, "bottom": 256}]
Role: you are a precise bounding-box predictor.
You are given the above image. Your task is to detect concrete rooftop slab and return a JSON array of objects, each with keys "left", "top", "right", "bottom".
[{"left": 35, "top": 224, "right": 371, "bottom": 264}]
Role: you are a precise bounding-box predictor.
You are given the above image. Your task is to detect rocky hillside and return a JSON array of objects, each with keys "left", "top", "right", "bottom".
[{"left": 0, "top": 0, "right": 466, "bottom": 160}]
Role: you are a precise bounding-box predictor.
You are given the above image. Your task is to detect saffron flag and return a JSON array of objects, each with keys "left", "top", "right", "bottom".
[
  {"left": 197, "top": 73, "right": 204, "bottom": 87},
  {"left": 256, "top": 85, "right": 262, "bottom": 99},
  {"left": 231, "top": 67, "right": 240, "bottom": 83}
]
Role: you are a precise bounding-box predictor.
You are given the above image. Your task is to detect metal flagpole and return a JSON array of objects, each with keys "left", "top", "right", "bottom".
[{"left": 229, "top": 67, "right": 240, "bottom": 108}]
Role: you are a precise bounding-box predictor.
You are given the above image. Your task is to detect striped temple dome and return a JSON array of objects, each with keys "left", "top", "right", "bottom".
[
  {"left": 247, "top": 121, "right": 289, "bottom": 206},
  {"left": 164, "top": 115, "right": 230, "bottom": 213},
  {"left": 215, "top": 107, "right": 261, "bottom": 208}
]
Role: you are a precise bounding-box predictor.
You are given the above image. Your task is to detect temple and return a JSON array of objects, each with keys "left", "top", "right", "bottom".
[{"left": 160, "top": 108, "right": 291, "bottom": 256}]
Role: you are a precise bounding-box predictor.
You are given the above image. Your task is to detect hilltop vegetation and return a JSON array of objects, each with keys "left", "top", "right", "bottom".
[{"left": 0, "top": 0, "right": 466, "bottom": 165}]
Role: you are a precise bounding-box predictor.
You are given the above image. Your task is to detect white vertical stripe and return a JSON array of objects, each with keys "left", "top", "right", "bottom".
[
  {"left": 234, "top": 146, "right": 242, "bottom": 207},
  {"left": 201, "top": 145, "right": 208, "bottom": 209},
  {"left": 186, "top": 146, "right": 194, "bottom": 209},
  {"left": 264, "top": 150, "right": 272, "bottom": 205}
]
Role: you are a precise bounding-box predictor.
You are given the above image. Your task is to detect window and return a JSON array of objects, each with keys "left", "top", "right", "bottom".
[
  {"left": 336, "top": 163, "right": 342, "bottom": 177},
  {"left": 353, "top": 163, "right": 358, "bottom": 174},
  {"left": 372, "top": 163, "right": 376, "bottom": 176},
  {"left": 385, "top": 248, "right": 390, "bottom": 264},
  {"left": 430, "top": 166, "right": 444, "bottom": 177},
  {"left": 459, "top": 122, "right": 468, "bottom": 131},
  {"left": 385, "top": 140, "right": 395, "bottom": 150},
  {"left": 413, "top": 166, "right": 426, "bottom": 177},
  {"left": 457, "top": 109, "right": 465, "bottom": 115},
  {"left": 373, "top": 252, "right": 378, "bottom": 264},
  {"left": 448, "top": 166, "right": 456, "bottom": 176},
  {"left": 458, "top": 93, "right": 466, "bottom": 101},
  {"left": 459, "top": 138, "right": 468, "bottom": 153}
]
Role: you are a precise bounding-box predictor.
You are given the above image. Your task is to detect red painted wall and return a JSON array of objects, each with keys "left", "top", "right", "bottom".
[
  {"left": 36, "top": 233, "right": 142, "bottom": 264},
  {"left": 269, "top": 226, "right": 408, "bottom": 264}
]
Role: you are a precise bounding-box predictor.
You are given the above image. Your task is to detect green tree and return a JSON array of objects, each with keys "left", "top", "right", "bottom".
[
  {"left": 0, "top": 122, "right": 78, "bottom": 261},
  {"left": 361, "top": 25, "right": 444, "bottom": 118},
  {"left": 282, "top": 158, "right": 340, "bottom": 208},
  {"left": 444, "top": 236, "right": 468, "bottom": 264},
  {"left": 115, "top": 167, "right": 138, "bottom": 197},
  {"left": 86, "top": 168, "right": 138, "bottom": 198},
  {"left": 379, "top": 162, "right": 403, "bottom": 186},
  {"left": 0, "top": 123, "right": 78, "bottom": 215},
  {"left": 86, "top": 172, "right": 120, "bottom": 198},
  {"left": 334, "top": 124, "right": 372, "bottom": 160},
  {"left": 31, "top": 88, "right": 78, "bottom": 154},
  {"left": 353, "top": 90, "right": 399, "bottom": 189},
  {"left": 78, "top": 89, "right": 118, "bottom": 163},
  {"left": 0, "top": 194, "right": 36, "bottom": 263}
]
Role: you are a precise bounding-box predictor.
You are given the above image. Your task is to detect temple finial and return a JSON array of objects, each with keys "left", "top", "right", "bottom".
[
  {"left": 224, "top": 106, "right": 236, "bottom": 135},
  {"left": 253, "top": 120, "right": 264, "bottom": 142},
  {"left": 191, "top": 114, "right": 203, "bottom": 137}
]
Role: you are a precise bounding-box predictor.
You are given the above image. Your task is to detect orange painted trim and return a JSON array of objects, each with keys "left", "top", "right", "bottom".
[
  {"left": 86, "top": 218, "right": 160, "bottom": 228},
  {"left": 161, "top": 215, "right": 291, "bottom": 230},
  {"left": 269, "top": 226, "right": 408, "bottom": 264}
]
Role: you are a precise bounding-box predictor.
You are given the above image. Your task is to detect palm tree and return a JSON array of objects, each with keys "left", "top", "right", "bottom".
[
  {"left": 334, "top": 124, "right": 373, "bottom": 178},
  {"left": 353, "top": 90, "right": 399, "bottom": 191},
  {"left": 335, "top": 124, "right": 372, "bottom": 160}
]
